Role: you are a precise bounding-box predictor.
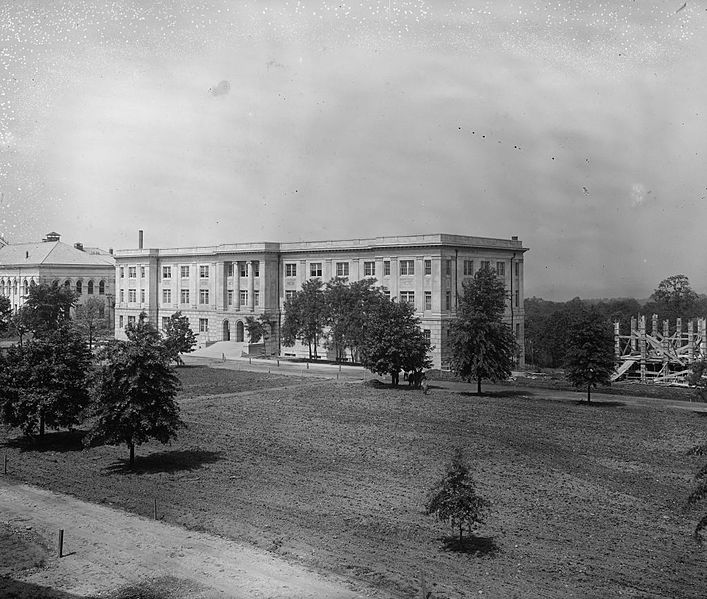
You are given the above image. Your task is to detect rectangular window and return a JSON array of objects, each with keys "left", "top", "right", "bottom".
[
  {"left": 240, "top": 263, "right": 248, "bottom": 277},
  {"left": 162, "top": 266, "right": 171, "bottom": 279},
  {"left": 240, "top": 290, "right": 248, "bottom": 305},
  {"left": 140, "top": 266, "right": 146, "bottom": 279},
  {"left": 336, "top": 262, "right": 349, "bottom": 277},
  {"left": 162, "top": 288, "right": 171, "bottom": 304},
  {"left": 285, "top": 290, "right": 296, "bottom": 301},
  {"left": 445, "top": 260, "right": 452, "bottom": 276},
  {"left": 253, "top": 262, "right": 260, "bottom": 277},
  {"left": 424, "top": 260, "right": 432, "bottom": 275},
  {"left": 310, "top": 263, "right": 322, "bottom": 277},
  {"left": 424, "top": 291, "right": 432, "bottom": 310},
  {"left": 119, "top": 315, "right": 124, "bottom": 328},
  {"left": 400, "top": 260, "right": 414, "bottom": 275},
  {"left": 128, "top": 266, "right": 137, "bottom": 279},
  {"left": 162, "top": 317, "right": 169, "bottom": 330},
  {"left": 400, "top": 291, "right": 415, "bottom": 305},
  {"left": 227, "top": 263, "right": 234, "bottom": 277},
  {"left": 119, "top": 267, "right": 125, "bottom": 279},
  {"left": 481, "top": 260, "right": 490, "bottom": 270},
  {"left": 496, "top": 261, "right": 505, "bottom": 277},
  {"left": 140, "top": 289, "right": 145, "bottom": 303},
  {"left": 127, "top": 315, "right": 136, "bottom": 326},
  {"left": 227, "top": 290, "right": 233, "bottom": 305},
  {"left": 199, "top": 265, "right": 209, "bottom": 279},
  {"left": 363, "top": 261, "right": 375, "bottom": 276},
  {"left": 180, "top": 265, "right": 190, "bottom": 278},
  {"left": 199, "top": 289, "right": 209, "bottom": 305},
  {"left": 199, "top": 318, "right": 208, "bottom": 333},
  {"left": 119, "top": 289, "right": 125, "bottom": 303},
  {"left": 383, "top": 261, "right": 390, "bottom": 276},
  {"left": 464, "top": 260, "right": 474, "bottom": 276},
  {"left": 445, "top": 291, "right": 451, "bottom": 310},
  {"left": 285, "top": 263, "right": 297, "bottom": 277},
  {"left": 180, "top": 289, "right": 190, "bottom": 304},
  {"left": 515, "top": 262, "right": 520, "bottom": 277},
  {"left": 128, "top": 288, "right": 136, "bottom": 303},
  {"left": 515, "top": 290, "right": 520, "bottom": 308},
  {"left": 423, "top": 329, "right": 431, "bottom": 343},
  {"left": 383, "top": 289, "right": 391, "bottom": 300},
  {"left": 515, "top": 323, "right": 521, "bottom": 338},
  {"left": 254, "top": 291, "right": 260, "bottom": 306}
]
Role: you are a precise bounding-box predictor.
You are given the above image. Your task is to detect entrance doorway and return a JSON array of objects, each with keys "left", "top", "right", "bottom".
[
  {"left": 223, "top": 320, "right": 230, "bottom": 341},
  {"left": 236, "top": 320, "right": 244, "bottom": 342}
]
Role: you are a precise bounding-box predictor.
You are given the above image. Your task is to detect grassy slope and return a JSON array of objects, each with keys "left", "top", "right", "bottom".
[{"left": 2, "top": 366, "right": 706, "bottom": 598}]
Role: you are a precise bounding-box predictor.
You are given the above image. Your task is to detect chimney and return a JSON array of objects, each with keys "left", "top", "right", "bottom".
[
  {"left": 138, "top": 230, "right": 144, "bottom": 249},
  {"left": 74, "top": 242, "right": 84, "bottom": 251}
]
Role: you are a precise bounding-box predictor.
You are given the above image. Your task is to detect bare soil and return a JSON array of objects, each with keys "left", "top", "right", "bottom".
[{"left": 2, "top": 365, "right": 707, "bottom": 598}]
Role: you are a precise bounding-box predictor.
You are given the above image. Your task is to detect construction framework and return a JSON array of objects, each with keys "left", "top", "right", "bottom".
[{"left": 612, "top": 315, "right": 706, "bottom": 384}]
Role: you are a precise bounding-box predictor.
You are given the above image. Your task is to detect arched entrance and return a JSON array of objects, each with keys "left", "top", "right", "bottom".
[
  {"left": 223, "top": 320, "right": 230, "bottom": 341},
  {"left": 236, "top": 320, "right": 244, "bottom": 342}
]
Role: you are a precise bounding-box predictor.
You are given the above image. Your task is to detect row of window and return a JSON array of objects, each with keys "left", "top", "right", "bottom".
[
  {"left": 120, "top": 263, "right": 262, "bottom": 280},
  {"left": 119, "top": 288, "right": 262, "bottom": 307}
]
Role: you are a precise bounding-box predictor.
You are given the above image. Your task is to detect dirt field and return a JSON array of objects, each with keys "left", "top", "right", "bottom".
[{"left": 2, "top": 365, "right": 707, "bottom": 598}]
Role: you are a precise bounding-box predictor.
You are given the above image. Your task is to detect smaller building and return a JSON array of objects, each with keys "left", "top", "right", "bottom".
[{"left": 0, "top": 232, "right": 116, "bottom": 322}]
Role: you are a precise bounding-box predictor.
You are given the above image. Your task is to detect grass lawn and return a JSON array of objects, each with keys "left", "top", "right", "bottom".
[{"left": 2, "top": 365, "right": 707, "bottom": 598}]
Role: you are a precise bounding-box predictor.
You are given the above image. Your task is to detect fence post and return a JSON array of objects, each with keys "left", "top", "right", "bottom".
[
  {"left": 58, "top": 529, "right": 64, "bottom": 558},
  {"left": 153, "top": 498, "right": 157, "bottom": 520}
]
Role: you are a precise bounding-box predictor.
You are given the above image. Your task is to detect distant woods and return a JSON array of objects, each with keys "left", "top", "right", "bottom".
[{"left": 525, "top": 274, "right": 707, "bottom": 369}]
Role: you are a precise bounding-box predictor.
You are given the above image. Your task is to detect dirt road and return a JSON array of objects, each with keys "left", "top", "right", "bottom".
[{"left": 0, "top": 480, "right": 373, "bottom": 598}]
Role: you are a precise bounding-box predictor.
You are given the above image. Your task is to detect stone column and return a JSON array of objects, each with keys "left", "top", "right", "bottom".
[
  {"left": 234, "top": 261, "right": 241, "bottom": 310},
  {"left": 247, "top": 260, "right": 255, "bottom": 311}
]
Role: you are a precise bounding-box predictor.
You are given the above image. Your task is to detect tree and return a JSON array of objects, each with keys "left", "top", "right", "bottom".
[
  {"left": 425, "top": 448, "right": 490, "bottom": 544},
  {"left": 359, "top": 296, "right": 431, "bottom": 385},
  {"left": 564, "top": 311, "right": 615, "bottom": 403},
  {"left": 21, "top": 281, "right": 77, "bottom": 337},
  {"left": 86, "top": 313, "right": 184, "bottom": 465},
  {"left": 449, "top": 267, "right": 517, "bottom": 394},
  {"left": 162, "top": 311, "right": 197, "bottom": 365},
  {"left": 74, "top": 297, "right": 110, "bottom": 351},
  {"left": 0, "top": 324, "right": 92, "bottom": 440},
  {"left": 244, "top": 313, "right": 276, "bottom": 357},
  {"left": 281, "top": 279, "right": 327, "bottom": 360},
  {"left": 324, "top": 277, "right": 379, "bottom": 362},
  {"left": 688, "top": 360, "right": 707, "bottom": 403},
  {"left": 645, "top": 274, "right": 700, "bottom": 324},
  {"left": 0, "top": 295, "right": 10, "bottom": 336}
]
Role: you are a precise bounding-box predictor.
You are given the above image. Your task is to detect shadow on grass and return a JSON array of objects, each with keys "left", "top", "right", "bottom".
[
  {"left": 693, "top": 411, "right": 707, "bottom": 418},
  {"left": 459, "top": 390, "right": 534, "bottom": 399},
  {"left": 2, "top": 429, "right": 86, "bottom": 453},
  {"left": 0, "top": 578, "right": 92, "bottom": 598},
  {"left": 440, "top": 534, "right": 499, "bottom": 556},
  {"left": 103, "top": 448, "right": 222, "bottom": 475},
  {"left": 573, "top": 400, "right": 626, "bottom": 408}
]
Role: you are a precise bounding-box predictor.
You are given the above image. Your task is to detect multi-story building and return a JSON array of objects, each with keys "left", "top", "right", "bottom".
[
  {"left": 113, "top": 233, "right": 527, "bottom": 369},
  {"left": 0, "top": 232, "right": 116, "bottom": 321}
]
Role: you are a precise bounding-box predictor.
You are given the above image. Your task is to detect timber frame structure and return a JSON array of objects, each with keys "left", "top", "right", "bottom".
[{"left": 612, "top": 315, "right": 706, "bottom": 385}]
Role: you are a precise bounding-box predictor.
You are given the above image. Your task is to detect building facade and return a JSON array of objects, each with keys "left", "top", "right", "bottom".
[
  {"left": 113, "top": 233, "right": 528, "bottom": 369},
  {"left": 0, "top": 232, "right": 116, "bottom": 321}
]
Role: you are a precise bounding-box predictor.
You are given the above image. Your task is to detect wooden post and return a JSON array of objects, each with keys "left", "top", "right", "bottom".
[
  {"left": 639, "top": 316, "right": 646, "bottom": 383},
  {"left": 688, "top": 319, "right": 695, "bottom": 362},
  {"left": 652, "top": 313, "right": 658, "bottom": 337},
  {"left": 58, "top": 529, "right": 64, "bottom": 558},
  {"left": 614, "top": 321, "right": 620, "bottom": 359},
  {"left": 630, "top": 317, "right": 637, "bottom": 352},
  {"left": 153, "top": 498, "right": 157, "bottom": 520}
]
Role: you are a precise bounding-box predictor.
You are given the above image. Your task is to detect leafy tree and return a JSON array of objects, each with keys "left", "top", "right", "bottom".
[
  {"left": 0, "top": 295, "right": 10, "bottom": 336},
  {"left": 74, "top": 297, "right": 110, "bottom": 351},
  {"left": 450, "top": 267, "right": 517, "bottom": 394},
  {"left": 359, "top": 296, "right": 431, "bottom": 385},
  {"left": 324, "top": 277, "right": 379, "bottom": 362},
  {"left": 22, "top": 281, "right": 77, "bottom": 337},
  {"left": 425, "top": 448, "right": 490, "bottom": 544},
  {"left": 86, "top": 312, "right": 184, "bottom": 465},
  {"left": 564, "top": 311, "right": 615, "bottom": 402},
  {"left": 245, "top": 313, "right": 276, "bottom": 357},
  {"left": 281, "top": 279, "right": 327, "bottom": 360},
  {"left": 688, "top": 360, "right": 707, "bottom": 403},
  {"left": 0, "top": 324, "right": 92, "bottom": 440},
  {"left": 162, "top": 311, "right": 197, "bottom": 365}
]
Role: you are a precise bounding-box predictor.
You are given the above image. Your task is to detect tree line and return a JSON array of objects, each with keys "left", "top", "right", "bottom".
[{"left": 0, "top": 282, "right": 195, "bottom": 464}]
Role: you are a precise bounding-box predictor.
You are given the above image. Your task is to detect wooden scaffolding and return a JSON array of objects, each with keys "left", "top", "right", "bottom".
[{"left": 612, "top": 315, "right": 706, "bottom": 385}]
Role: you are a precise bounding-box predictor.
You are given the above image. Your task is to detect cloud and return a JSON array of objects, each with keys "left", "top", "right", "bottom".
[{"left": 209, "top": 80, "right": 230, "bottom": 96}]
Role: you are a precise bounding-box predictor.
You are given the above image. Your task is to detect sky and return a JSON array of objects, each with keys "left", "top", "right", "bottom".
[{"left": 0, "top": 0, "right": 706, "bottom": 301}]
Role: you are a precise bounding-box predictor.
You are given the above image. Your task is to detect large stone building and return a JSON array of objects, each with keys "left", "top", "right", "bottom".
[
  {"left": 114, "top": 233, "right": 527, "bottom": 369},
  {"left": 0, "top": 232, "right": 116, "bottom": 320}
]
